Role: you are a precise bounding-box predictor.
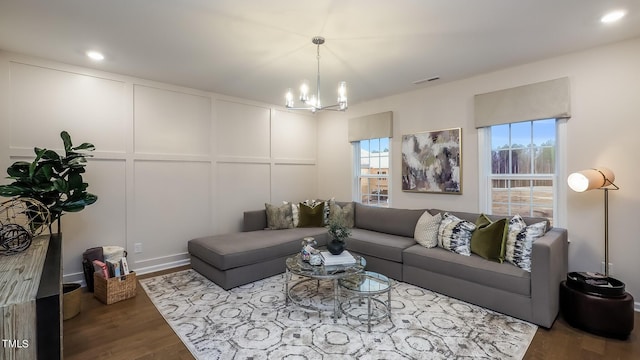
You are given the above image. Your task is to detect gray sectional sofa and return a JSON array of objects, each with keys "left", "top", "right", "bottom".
[{"left": 188, "top": 202, "right": 568, "bottom": 328}]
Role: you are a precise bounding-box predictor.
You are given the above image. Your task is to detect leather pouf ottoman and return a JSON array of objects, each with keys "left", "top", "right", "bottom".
[{"left": 560, "top": 280, "right": 634, "bottom": 339}]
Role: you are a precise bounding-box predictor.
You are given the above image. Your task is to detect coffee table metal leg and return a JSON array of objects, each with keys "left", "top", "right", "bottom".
[
  {"left": 367, "top": 296, "right": 372, "bottom": 332},
  {"left": 333, "top": 278, "right": 339, "bottom": 322},
  {"left": 387, "top": 289, "right": 391, "bottom": 320},
  {"left": 285, "top": 268, "right": 289, "bottom": 305}
]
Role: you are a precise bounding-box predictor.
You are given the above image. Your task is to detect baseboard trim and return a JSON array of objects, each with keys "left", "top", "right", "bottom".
[
  {"left": 635, "top": 301, "right": 640, "bottom": 312},
  {"left": 133, "top": 258, "right": 191, "bottom": 276},
  {"left": 63, "top": 258, "right": 191, "bottom": 288}
]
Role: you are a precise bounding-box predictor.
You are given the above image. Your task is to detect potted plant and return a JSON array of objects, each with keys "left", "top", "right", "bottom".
[
  {"left": 0, "top": 131, "right": 98, "bottom": 233},
  {"left": 326, "top": 218, "right": 351, "bottom": 255}
]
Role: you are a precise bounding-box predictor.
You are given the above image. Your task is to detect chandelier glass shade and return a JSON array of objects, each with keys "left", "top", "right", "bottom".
[{"left": 285, "top": 36, "right": 348, "bottom": 112}]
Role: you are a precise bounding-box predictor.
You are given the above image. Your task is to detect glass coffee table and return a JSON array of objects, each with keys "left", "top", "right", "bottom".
[
  {"left": 339, "top": 271, "right": 392, "bottom": 332},
  {"left": 285, "top": 253, "right": 366, "bottom": 322}
]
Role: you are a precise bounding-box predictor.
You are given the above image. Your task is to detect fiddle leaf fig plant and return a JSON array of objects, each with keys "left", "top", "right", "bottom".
[{"left": 0, "top": 131, "right": 98, "bottom": 226}]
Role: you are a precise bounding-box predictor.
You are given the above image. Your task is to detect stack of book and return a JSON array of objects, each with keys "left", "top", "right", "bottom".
[
  {"left": 321, "top": 250, "right": 356, "bottom": 266},
  {"left": 92, "top": 256, "right": 130, "bottom": 278}
]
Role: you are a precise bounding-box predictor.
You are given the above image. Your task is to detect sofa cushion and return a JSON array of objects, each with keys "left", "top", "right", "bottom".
[
  {"left": 265, "top": 203, "right": 293, "bottom": 229},
  {"left": 403, "top": 245, "right": 531, "bottom": 297},
  {"left": 243, "top": 209, "right": 267, "bottom": 232},
  {"left": 283, "top": 201, "right": 300, "bottom": 227},
  {"left": 470, "top": 214, "right": 508, "bottom": 262},
  {"left": 329, "top": 201, "right": 355, "bottom": 228},
  {"left": 315, "top": 198, "right": 332, "bottom": 225},
  {"left": 298, "top": 202, "right": 325, "bottom": 227},
  {"left": 188, "top": 228, "right": 327, "bottom": 270},
  {"left": 355, "top": 203, "right": 425, "bottom": 238},
  {"left": 414, "top": 211, "right": 441, "bottom": 248},
  {"left": 347, "top": 228, "right": 417, "bottom": 263},
  {"left": 505, "top": 214, "right": 547, "bottom": 272},
  {"left": 438, "top": 213, "right": 475, "bottom": 256},
  {"left": 429, "top": 209, "right": 551, "bottom": 231}
]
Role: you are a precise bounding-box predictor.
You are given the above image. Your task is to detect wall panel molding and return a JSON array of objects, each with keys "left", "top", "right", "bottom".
[{"left": 1, "top": 51, "right": 319, "bottom": 281}]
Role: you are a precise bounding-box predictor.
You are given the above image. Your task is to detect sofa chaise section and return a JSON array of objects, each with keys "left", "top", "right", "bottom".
[{"left": 189, "top": 227, "right": 328, "bottom": 290}]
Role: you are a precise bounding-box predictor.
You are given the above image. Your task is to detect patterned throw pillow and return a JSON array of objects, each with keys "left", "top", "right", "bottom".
[
  {"left": 504, "top": 214, "right": 547, "bottom": 272},
  {"left": 328, "top": 201, "right": 355, "bottom": 228},
  {"left": 265, "top": 203, "right": 294, "bottom": 230},
  {"left": 437, "top": 213, "right": 476, "bottom": 256},
  {"left": 414, "top": 211, "right": 442, "bottom": 248},
  {"left": 315, "top": 198, "right": 333, "bottom": 225},
  {"left": 283, "top": 201, "right": 300, "bottom": 227}
]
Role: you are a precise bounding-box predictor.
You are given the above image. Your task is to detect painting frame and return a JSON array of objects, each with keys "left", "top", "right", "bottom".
[{"left": 401, "top": 127, "right": 462, "bottom": 194}]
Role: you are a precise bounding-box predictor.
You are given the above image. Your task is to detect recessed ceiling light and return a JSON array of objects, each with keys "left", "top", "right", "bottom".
[
  {"left": 86, "top": 51, "right": 105, "bottom": 61},
  {"left": 601, "top": 10, "right": 626, "bottom": 24}
]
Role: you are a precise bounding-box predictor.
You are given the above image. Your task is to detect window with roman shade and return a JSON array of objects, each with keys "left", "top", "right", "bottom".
[
  {"left": 349, "top": 111, "right": 393, "bottom": 207},
  {"left": 475, "top": 78, "right": 570, "bottom": 226}
]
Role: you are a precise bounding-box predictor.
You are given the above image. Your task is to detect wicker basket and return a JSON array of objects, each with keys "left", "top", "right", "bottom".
[{"left": 93, "top": 271, "right": 137, "bottom": 304}]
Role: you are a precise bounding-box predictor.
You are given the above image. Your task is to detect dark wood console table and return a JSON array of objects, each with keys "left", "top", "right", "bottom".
[{"left": 0, "top": 234, "right": 62, "bottom": 360}]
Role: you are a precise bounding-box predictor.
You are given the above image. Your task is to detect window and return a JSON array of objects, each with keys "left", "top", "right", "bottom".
[
  {"left": 354, "top": 138, "right": 390, "bottom": 207},
  {"left": 482, "top": 119, "right": 559, "bottom": 224}
]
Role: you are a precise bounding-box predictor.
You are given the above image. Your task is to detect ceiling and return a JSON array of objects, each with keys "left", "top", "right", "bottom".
[{"left": 1, "top": 0, "right": 639, "bottom": 108}]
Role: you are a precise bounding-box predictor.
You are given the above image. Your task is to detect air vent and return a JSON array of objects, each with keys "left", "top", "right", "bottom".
[{"left": 412, "top": 76, "right": 440, "bottom": 85}]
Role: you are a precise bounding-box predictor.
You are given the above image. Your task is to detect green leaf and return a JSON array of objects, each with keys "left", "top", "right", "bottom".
[
  {"left": 61, "top": 131, "right": 72, "bottom": 152},
  {"left": 41, "top": 150, "right": 61, "bottom": 161},
  {"left": 0, "top": 184, "right": 32, "bottom": 196},
  {"left": 53, "top": 179, "right": 68, "bottom": 193},
  {"left": 29, "top": 148, "right": 46, "bottom": 178},
  {"left": 6, "top": 162, "right": 30, "bottom": 178},
  {"left": 73, "top": 143, "right": 95, "bottom": 151},
  {"left": 61, "top": 193, "right": 97, "bottom": 212},
  {"left": 84, "top": 193, "right": 98, "bottom": 205},
  {"left": 67, "top": 173, "right": 83, "bottom": 190}
]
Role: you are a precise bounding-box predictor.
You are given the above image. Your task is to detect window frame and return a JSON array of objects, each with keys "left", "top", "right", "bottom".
[
  {"left": 353, "top": 138, "right": 391, "bottom": 207},
  {"left": 478, "top": 119, "right": 567, "bottom": 226}
]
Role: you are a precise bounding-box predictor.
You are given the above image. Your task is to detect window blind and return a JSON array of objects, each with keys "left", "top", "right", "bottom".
[
  {"left": 474, "top": 77, "right": 570, "bottom": 128},
  {"left": 348, "top": 111, "right": 393, "bottom": 142}
]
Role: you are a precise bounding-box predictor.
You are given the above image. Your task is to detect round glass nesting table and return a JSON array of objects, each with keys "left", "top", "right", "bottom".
[
  {"left": 285, "top": 253, "right": 366, "bottom": 322},
  {"left": 339, "top": 271, "right": 392, "bottom": 332}
]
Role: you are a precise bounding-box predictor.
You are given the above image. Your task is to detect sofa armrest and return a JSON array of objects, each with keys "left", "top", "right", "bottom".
[
  {"left": 243, "top": 210, "right": 267, "bottom": 232},
  {"left": 531, "top": 227, "right": 569, "bottom": 328}
]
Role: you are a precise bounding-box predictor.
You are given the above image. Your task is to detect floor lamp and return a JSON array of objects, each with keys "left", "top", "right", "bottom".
[
  {"left": 563, "top": 167, "right": 633, "bottom": 340},
  {"left": 567, "top": 167, "right": 619, "bottom": 279}
]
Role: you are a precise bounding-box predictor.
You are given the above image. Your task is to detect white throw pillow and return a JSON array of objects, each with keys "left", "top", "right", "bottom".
[
  {"left": 504, "top": 214, "right": 547, "bottom": 272},
  {"left": 414, "top": 211, "right": 442, "bottom": 248}
]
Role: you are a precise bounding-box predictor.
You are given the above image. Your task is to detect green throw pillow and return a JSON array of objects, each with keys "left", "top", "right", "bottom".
[
  {"left": 470, "top": 214, "right": 508, "bottom": 263},
  {"left": 298, "top": 202, "right": 325, "bottom": 227}
]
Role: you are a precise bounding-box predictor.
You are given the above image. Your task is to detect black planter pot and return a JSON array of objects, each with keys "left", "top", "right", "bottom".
[{"left": 326, "top": 239, "right": 345, "bottom": 255}]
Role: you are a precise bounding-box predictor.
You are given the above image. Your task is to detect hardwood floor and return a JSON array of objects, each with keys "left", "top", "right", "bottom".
[
  {"left": 63, "top": 266, "right": 193, "bottom": 360},
  {"left": 64, "top": 266, "right": 639, "bottom": 359}
]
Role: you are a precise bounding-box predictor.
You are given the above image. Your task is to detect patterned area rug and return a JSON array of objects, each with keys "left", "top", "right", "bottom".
[{"left": 140, "top": 269, "right": 536, "bottom": 359}]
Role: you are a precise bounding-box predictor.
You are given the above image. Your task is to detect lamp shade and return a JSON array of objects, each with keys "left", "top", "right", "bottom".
[{"left": 567, "top": 167, "right": 615, "bottom": 192}]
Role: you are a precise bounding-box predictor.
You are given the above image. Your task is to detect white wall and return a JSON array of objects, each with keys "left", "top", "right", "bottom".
[
  {"left": 0, "top": 51, "right": 317, "bottom": 283},
  {"left": 317, "top": 37, "right": 640, "bottom": 307}
]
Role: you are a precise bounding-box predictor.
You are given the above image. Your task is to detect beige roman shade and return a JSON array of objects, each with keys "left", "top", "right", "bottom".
[
  {"left": 474, "top": 77, "right": 571, "bottom": 128},
  {"left": 348, "top": 111, "right": 393, "bottom": 142}
]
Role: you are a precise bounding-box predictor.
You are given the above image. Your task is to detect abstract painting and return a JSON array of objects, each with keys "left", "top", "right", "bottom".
[{"left": 401, "top": 127, "right": 462, "bottom": 194}]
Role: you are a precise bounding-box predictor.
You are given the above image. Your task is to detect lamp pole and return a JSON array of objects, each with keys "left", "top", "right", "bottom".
[{"left": 603, "top": 187, "right": 610, "bottom": 277}]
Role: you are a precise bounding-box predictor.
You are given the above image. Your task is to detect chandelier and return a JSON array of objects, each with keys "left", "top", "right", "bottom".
[{"left": 285, "top": 36, "right": 348, "bottom": 112}]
